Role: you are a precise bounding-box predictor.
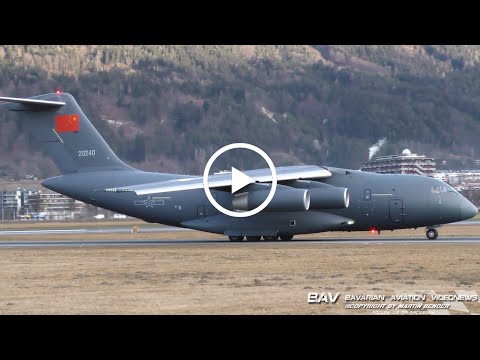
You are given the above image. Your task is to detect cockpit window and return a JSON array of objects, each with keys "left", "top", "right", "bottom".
[
  {"left": 446, "top": 184, "right": 459, "bottom": 193},
  {"left": 432, "top": 185, "right": 446, "bottom": 193},
  {"left": 431, "top": 184, "right": 457, "bottom": 193}
]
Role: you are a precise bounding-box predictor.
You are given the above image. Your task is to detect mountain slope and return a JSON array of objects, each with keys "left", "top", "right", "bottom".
[{"left": 1, "top": 45, "right": 479, "bottom": 178}]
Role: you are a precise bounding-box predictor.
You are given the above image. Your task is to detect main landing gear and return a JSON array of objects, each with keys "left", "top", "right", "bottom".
[
  {"left": 426, "top": 228, "right": 438, "bottom": 240},
  {"left": 228, "top": 236, "right": 244, "bottom": 242},
  {"left": 228, "top": 235, "right": 295, "bottom": 242}
]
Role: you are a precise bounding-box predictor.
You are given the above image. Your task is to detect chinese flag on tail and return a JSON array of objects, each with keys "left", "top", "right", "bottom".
[{"left": 55, "top": 114, "right": 80, "bottom": 132}]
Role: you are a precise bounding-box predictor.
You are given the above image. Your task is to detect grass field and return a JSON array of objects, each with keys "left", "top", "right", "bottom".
[
  {"left": 0, "top": 222, "right": 478, "bottom": 314},
  {"left": 0, "top": 242, "right": 479, "bottom": 314},
  {"left": 0, "top": 219, "right": 151, "bottom": 230}
]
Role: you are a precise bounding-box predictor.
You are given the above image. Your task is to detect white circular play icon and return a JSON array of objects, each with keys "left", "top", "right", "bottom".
[{"left": 202, "top": 143, "right": 277, "bottom": 218}]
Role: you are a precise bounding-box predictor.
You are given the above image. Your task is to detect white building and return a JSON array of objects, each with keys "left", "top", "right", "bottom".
[{"left": 361, "top": 149, "right": 436, "bottom": 177}]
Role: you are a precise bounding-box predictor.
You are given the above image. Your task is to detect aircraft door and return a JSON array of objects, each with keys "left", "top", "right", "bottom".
[{"left": 389, "top": 199, "right": 404, "bottom": 224}]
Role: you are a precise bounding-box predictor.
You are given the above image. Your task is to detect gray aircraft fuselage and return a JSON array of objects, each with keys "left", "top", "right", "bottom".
[{"left": 41, "top": 166, "right": 478, "bottom": 237}]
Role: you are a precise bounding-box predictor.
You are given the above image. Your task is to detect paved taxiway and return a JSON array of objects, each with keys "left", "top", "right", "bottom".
[{"left": 1, "top": 237, "right": 480, "bottom": 248}]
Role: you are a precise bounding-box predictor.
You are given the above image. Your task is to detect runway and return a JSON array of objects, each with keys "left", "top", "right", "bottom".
[
  {"left": 0, "top": 219, "right": 477, "bottom": 238},
  {"left": 1, "top": 237, "right": 480, "bottom": 248},
  {"left": 0, "top": 218, "right": 478, "bottom": 234},
  {"left": 0, "top": 219, "right": 477, "bottom": 237},
  {"left": 0, "top": 219, "right": 479, "bottom": 248}
]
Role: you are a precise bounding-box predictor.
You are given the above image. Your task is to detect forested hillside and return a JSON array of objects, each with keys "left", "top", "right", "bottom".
[{"left": 1, "top": 45, "right": 480, "bottom": 178}]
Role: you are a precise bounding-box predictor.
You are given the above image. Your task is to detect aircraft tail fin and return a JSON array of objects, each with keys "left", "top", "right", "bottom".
[{"left": 0, "top": 92, "right": 134, "bottom": 174}]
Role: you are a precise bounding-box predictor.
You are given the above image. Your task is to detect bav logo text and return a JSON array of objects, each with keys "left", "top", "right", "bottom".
[{"left": 308, "top": 292, "right": 340, "bottom": 304}]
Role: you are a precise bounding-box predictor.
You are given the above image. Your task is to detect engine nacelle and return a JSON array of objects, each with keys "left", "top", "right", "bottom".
[
  {"left": 309, "top": 187, "right": 349, "bottom": 209},
  {"left": 232, "top": 186, "right": 310, "bottom": 212},
  {"left": 284, "top": 180, "right": 349, "bottom": 209}
]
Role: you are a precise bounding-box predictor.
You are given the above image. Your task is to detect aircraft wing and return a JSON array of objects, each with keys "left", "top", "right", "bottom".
[{"left": 109, "top": 165, "right": 332, "bottom": 195}]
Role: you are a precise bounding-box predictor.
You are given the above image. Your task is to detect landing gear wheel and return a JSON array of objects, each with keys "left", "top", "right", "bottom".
[
  {"left": 263, "top": 236, "right": 279, "bottom": 241},
  {"left": 246, "top": 236, "right": 261, "bottom": 242},
  {"left": 426, "top": 228, "right": 438, "bottom": 240},
  {"left": 229, "top": 236, "right": 244, "bottom": 242},
  {"left": 280, "top": 235, "right": 294, "bottom": 241}
]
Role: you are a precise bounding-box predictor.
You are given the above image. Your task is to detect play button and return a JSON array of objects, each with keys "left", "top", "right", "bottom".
[
  {"left": 202, "top": 143, "right": 277, "bottom": 218},
  {"left": 231, "top": 167, "right": 255, "bottom": 194}
]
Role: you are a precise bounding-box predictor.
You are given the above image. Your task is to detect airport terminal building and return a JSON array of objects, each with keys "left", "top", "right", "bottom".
[
  {"left": 361, "top": 149, "right": 436, "bottom": 177},
  {"left": 0, "top": 188, "right": 107, "bottom": 221}
]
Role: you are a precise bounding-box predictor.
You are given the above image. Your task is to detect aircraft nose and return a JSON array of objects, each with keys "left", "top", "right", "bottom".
[{"left": 460, "top": 197, "right": 478, "bottom": 221}]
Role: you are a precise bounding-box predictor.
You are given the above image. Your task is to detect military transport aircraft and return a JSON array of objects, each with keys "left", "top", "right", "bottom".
[{"left": 1, "top": 93, "right": 477, "bottom": 241}]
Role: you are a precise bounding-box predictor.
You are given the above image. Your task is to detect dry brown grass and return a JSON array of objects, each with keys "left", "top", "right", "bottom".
[
  {"left": 0, "top": 237, "right": 479, "bottom": 314},
  {"left": 0, "top": 220, "right": 150, "bottom": 230}
]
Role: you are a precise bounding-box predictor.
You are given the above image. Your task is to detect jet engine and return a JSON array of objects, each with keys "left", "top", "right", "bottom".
[
  {"left": 232, "top": 185, "right": 310, "bottom": 212},
  {"left": 308, "top": 187, "right": 349, "bottom": 209},
  {"left": 284, "top": 180, "right": 349, "bottom": 209}
]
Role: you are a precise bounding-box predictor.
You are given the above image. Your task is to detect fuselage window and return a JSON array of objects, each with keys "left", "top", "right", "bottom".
[{"left": 364, "top": 189, "right": 371, "bottom": 201}]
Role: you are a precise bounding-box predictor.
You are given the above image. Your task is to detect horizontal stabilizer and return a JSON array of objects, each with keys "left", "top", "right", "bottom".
[{"left": 0, "top": 96, "right": 66, "bottom": 108}]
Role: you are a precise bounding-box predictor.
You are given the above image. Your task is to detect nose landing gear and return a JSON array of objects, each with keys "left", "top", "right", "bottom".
[{"left": 426, "top": 228, "right": 439, "bottom": 240}]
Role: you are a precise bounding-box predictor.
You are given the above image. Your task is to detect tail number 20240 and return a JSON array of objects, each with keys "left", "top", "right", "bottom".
[{"left": 78, "top": 150, "right": 96, "bottom": 157}]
